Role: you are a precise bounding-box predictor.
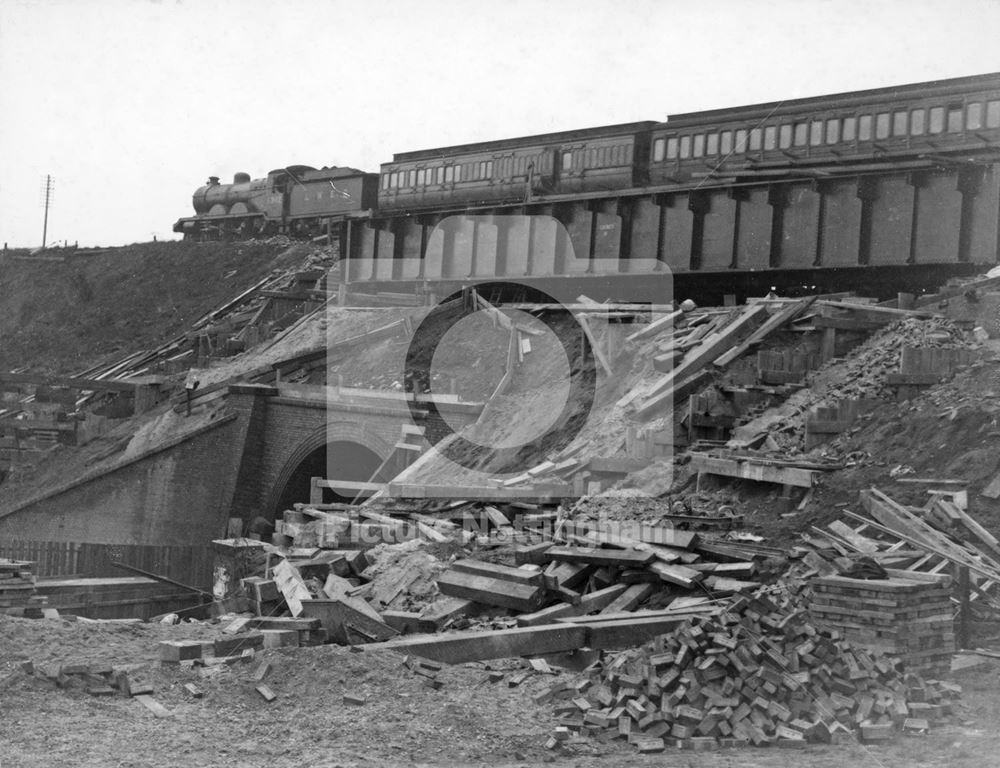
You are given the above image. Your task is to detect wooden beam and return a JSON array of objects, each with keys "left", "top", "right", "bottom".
[
  {"left": 542, "top": 546, "right": 655, "bottom": 568},
  {"left": 0, "top": 373, "right": 147, "bottom": 392},
  {"left": 688, "top": 452, "right": 817, "bottom": 488},
  {"left": 371, "top": 623, "right": 588, "bottom": 663},
  {"left": 436, "top": 570, "right": 544, "bottom": 612}
]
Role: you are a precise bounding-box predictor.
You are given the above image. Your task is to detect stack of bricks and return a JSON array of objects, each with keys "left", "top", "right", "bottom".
[
  {"left": 0, "top": 558, "right": 46, "bottom": 616},
  {"left": 541, "top": 589, "right": 959, "bottom": 753},
  {"left": 808, "top": 574, "right": 954, "bottom": 678}
]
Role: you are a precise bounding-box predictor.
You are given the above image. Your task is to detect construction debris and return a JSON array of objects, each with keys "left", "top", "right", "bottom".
[{"left": 543, "top": 587, "right": 962, "bottom": 751}]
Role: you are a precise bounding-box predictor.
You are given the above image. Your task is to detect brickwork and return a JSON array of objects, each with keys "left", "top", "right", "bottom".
[{"left": 0, "top": 385, "right": 479, "bottom": 585}]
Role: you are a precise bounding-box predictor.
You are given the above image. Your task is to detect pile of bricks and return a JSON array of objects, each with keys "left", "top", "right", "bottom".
[
  {"left": 0, "top": 558, "right": 46, "bottom": 616},
  {"left": 809, "top": 574, "right": 955, "bottom": 678},
  {"left": 542, "top": 590, "right": 960, "bottom": 753}
]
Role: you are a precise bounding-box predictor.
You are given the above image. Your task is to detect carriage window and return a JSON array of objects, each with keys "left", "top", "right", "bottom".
[
  {"left": 693, "top": 134, "right": 705, "bottom": 157},
  {"left": 666, "top": 137, "right": 678, "bottom": 159},
  {"left": 858, "top": 115, "right": 872, "bottom": 141},
  {"left": 929, "top": 106, "right": 945, "bottom": 133},
  {"left": 947, "top": 106, "right": 963, "bottom": 132},
  {"left": 988, "top": 101, "right": 1000, "bottom": 128},
  {"left": 436, "top": 167, "right": 445, "bottom": 184},
  {"left": 781, "top": 124, "right": 794, "bottom": 148},
  {"left": 825, "top": 118, "right": 839, "bottom": 144},
  {"left": 842, "top": 117, "right": 856, "bottom": 142},
  {"left": 382, "top": 174, "right": 390, "bottom": 190},
  {"left": 416, "top": 169, "right": 426, "bottom": 185},
  {"left": 764, "top": 126, "right": 777, "bottom": 150},
  {"left": 910, "top": 109, "right": 925, "bottom": 136},
  {"left": 892, "top": 110, "right": 907, "bottom": 137},
  {"left": 706, "top": 133, "right": 719, "bottom": 155},
  {"left": 679, "top": 136, "right": 691, "bottom": 158},
  {"left": 653, "top": 138, "right": 665, "bottom": 162},
  {"left": 444, "top": 166, "right": 454, "bottom": 183},
  {"left": 720, "top": 130, "right": 733, "bottom": 154},
  {"left": 810, "top": 120, "right": 824, "bottom": 145},
  {"left": 735, "top": 128, "right": 748, "bottom": 152},
  {"left": 875, "top": 113, "right": 890, "bottom": 139},
  {"left": 967, "top": 103, "right": 983, "bottom": 130},
  {"left": 410, "top": 171, "right": 418, "bottom": 187},
  {"left": 747, "top": 128, "right": 760, "bottom": 151},
  {"left": 795, "top": 123, "right": 806, "bottom": 147},
  {"left": 562, "top": 151, "right": 573, "bottom": 171}
]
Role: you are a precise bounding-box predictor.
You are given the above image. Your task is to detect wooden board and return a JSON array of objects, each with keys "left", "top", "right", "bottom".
[
  {"left": 542, "top": 546, "right": 655, "bottom": 568},
  {"left": 436, "top": 570, "right": 544, "bottom": 613},
  {"left": 372, "top": 624, "right": 588, "bottom": 664},
  {"left": 689, "top": 453, "right": 817, "bottom": 488}
]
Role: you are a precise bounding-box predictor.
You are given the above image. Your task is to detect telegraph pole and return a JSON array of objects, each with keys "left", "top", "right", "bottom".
[{"left": 40, "top": 175, "right": 54, "bottom": 248}]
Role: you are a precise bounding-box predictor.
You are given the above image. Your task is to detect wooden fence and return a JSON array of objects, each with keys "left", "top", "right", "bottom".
[{"left": 0, "top": 540, "right": 214, "bottom": 588}]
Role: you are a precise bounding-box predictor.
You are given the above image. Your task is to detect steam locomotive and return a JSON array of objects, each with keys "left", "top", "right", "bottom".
[{"left": 174, "top": 72, "right": 1000, "bottom": 242}]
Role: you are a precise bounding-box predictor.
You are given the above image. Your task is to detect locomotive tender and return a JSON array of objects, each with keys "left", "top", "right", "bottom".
[
  {"left": 175, "top": 165, "right": 378, "bottom": 240},
  {"left": 175, "top": 72, "right": 1000, "bottom": 287}
]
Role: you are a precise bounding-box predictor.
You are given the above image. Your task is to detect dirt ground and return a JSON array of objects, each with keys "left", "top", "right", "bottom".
[{"left": 2, "top": 614, "right": 1000, "bottom": 768}]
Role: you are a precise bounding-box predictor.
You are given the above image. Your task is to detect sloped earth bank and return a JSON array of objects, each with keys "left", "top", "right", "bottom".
[
  {"left": 0, "top": 240, "right": 296, "bottom": 375},
  {"left": 2, "top": 615, "right": 1000, "bottom": 767}
]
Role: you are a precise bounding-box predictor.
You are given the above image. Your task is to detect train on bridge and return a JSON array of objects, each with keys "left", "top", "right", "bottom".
[{"left": 175, "top": 73, "right": 1000, "bottom": 295}]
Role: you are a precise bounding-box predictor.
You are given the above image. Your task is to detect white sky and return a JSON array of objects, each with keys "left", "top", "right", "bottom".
[{"left": 1, "top": 0, "right": 998, "bottom": 247}]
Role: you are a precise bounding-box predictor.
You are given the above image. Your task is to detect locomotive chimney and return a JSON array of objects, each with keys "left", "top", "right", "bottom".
[
  {"left": 207, "top": 176, "right": 220, "bottom": 185},
  {"left": 233, "top": 172, "right": 251, "bottom": 184}
]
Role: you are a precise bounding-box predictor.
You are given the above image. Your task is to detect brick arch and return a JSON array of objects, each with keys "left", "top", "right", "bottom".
[{"left": 263, "top": 420, "right": 397, "bottom": 517}]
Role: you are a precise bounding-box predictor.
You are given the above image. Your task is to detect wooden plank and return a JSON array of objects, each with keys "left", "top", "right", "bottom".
[
  {"left": 626, "top": 309, "right": 683, "bottom": 342},
  {"left": 913, "top": 274, "right": 1000, "bottom": 308},
  {"left": 817, "top": 300, "right": 936, "bottom": 318},
  {"left": 577, "top": 314, "right": 612, "bottom": 377},
  {"left": 0, "top": 373, "right": 145, "bottom": 392},
  {"left": 949, "top": 505, "right": 1000, "bottom": 562},
  {"left": 418, "top": 597, "right": 477, "bottom": 628},
  {"left": 713, "top": 297, "right": 816, "bottom": 368},
  {"left": 450, "top": 559, "right": 543, "bottom": 586},
  {"left": 689, "top": 453, "right": 816, "bottom": 488},
  {"left": 634, "top": 305, "right": 768, "bottom": 412},
  {"left": 600, "top": 582, "right": 657, "bottom": 614},
  {"left": 648, "top": 561, "right": 703, "bottom": 588},
  {"left": 436, "top": 570, "right": 544, "bottom": 612},
  {"left": 134, "top": 695, "right": 172, "bottom": 718},
  {"left": 300, "top": 597, "right": 398, "bottom": 644},
  {"left": 634, "top": 369, "right": 715, "bottom": 418},
  {"left": 372, "top": 623, "right": 588, "bottom": 663},
  {"left": 542, "top": 546, "right": 655, "bottom": 568},
  {"left": 271, "top": 560, "right": 312, "bottom": 617},
  {"left": 827, "top": 520, "right": 880, "bottom": 554},
  {"left": 637, "top": 525, "right": 698, "bottom": 550}
]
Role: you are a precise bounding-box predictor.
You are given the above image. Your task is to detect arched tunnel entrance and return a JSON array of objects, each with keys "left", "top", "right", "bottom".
[{"left": 271, "top": 439, "right": 390, "bottom": 517}]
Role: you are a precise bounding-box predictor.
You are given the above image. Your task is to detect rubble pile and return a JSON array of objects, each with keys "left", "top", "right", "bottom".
[{"left": 544, "top": 587, "right": 961, "bottom": 752}]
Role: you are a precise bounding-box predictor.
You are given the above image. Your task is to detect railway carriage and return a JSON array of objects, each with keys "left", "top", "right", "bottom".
[
  {"left": 648, "top": 72, "right": 1000, "bottom": 185},
  {"left": 376, "top": 122, "right": 656, "bottom": 211}
]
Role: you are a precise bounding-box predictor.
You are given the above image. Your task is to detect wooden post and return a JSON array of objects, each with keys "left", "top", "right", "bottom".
[
  {"left": 958, "top": 565, "right": 971, "bottom": 650},
  {"left": 820, "top": 326, "right": 836, "bottom": 361}
]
